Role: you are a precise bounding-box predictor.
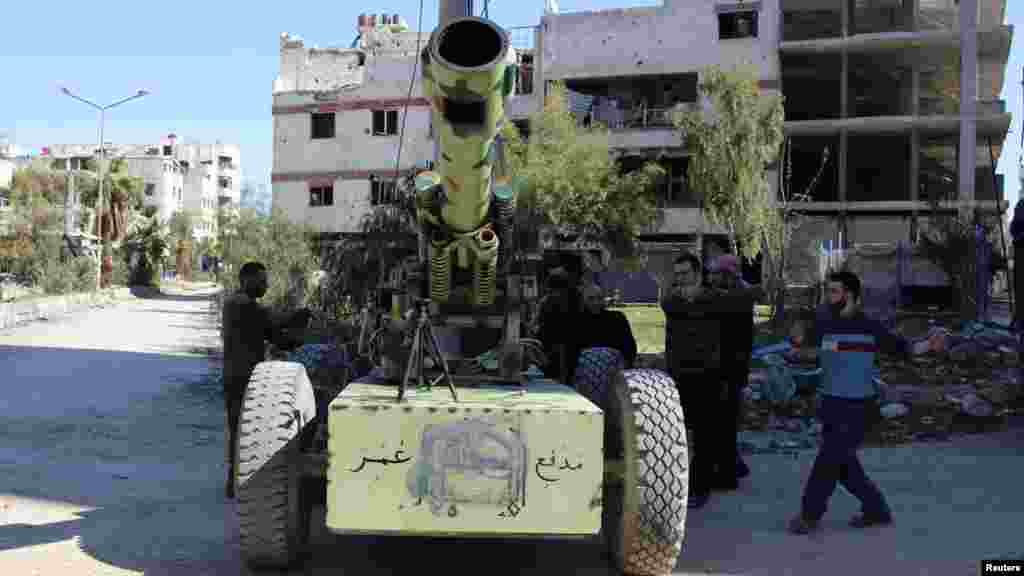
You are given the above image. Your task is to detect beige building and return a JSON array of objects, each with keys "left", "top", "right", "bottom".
[
  {"left": 270, "top": 13, "right": 535, "bottom": 237},
  {"left": 45, "top": 137, "right": 241, "bottom": 242},
  {"left": 272, "top": 1, "right": 1012, "bottom": 288}
]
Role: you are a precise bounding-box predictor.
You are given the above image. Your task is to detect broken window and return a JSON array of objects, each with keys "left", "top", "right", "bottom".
[
  {"left": 781, "top": 0, "right": 842, "bottom": 41},
  {"left": 718, "top": 9, "right": 758, "bottom": 40},
  {"left": 370, "top": 179, "right": 398, "bottom": 205},
  {"left": 660, "top": 158, "right": 693, "bottom": 207},
  {"left": 144, "top": 183, "right": 155, "bottom": 197},
  {"left": 310, "top": 185, "right": 334, "bottom": 207},
  {"left": 372, "top": 110, "right": 399, "bottom": 136},
  {"left": 163, "top": 145, "right": 172, "bottom": 156},
  {"left": 311, "top": 112, "right": 336, "bottom": 139},
  {"left": 781, "top": 136, "right": 839, "bottom": 203}
]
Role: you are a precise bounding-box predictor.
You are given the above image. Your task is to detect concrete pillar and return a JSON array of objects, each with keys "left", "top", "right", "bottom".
[
  {"left": 958, "top": 0, "right": 977, "bottom": 211},
  {"left": 909, "top": 57, "right": 921, "bottom": 241},
  {"left": 439, "top": 0, "right": 473, "bottom": 27}
]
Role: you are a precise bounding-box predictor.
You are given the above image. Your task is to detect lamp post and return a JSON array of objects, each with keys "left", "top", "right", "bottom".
[{"left": 61, "top": 87, "right": 149, "bottom": 289}]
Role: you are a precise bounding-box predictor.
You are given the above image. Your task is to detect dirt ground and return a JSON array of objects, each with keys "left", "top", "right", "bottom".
[{"left": 0, "top": 286, "right": 1021, "bottom": 575}]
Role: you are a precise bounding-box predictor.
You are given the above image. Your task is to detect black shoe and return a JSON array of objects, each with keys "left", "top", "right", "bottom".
[
  {"left": 849, "top": 513, "right": 892, "bottom": 528},
  {"left": 688, "top": 493, "right": 710, "bottom": 509},
  {"left": 736, "top": 455, "right": 750, "bottom": 479},
  {"left": 788, "top": 514, "right": 819, "bottom": 535},
  {"left": 711, "top": 478, "right": 739, "bottom": 492}
]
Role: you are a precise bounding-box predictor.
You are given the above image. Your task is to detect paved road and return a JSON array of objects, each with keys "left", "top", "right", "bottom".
[{"left": 0, "top": 287, "right": 1021, "bottom": 575}]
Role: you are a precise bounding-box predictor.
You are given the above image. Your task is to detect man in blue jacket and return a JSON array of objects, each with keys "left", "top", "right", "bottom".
[{"left": 789, "top": 270, "right": 946, "bottom": 534}]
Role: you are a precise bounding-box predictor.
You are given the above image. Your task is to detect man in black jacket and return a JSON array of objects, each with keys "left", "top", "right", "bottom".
[
  {"left": 573, "top": 281, "right": 638, "bottom": 370},
  {"left": 661, "top": 251, "right": 728, "bottom": 508}
]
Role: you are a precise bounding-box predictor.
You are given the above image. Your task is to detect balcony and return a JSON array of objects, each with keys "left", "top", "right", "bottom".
[{"left": 919, "top": 97, "right": 1006, "bottom": 116}]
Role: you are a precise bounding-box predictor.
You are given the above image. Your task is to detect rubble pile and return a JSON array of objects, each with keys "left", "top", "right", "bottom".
[{"left": 742, "top": 318, "right": 1022, "bottom": 451}]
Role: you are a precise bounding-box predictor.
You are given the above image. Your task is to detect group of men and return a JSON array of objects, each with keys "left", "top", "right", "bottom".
[
  {"left": 661, "top": 249, "right": 948, "bottom": 533},
  {"left": 222, "top": 254, "right": 951, "bottom": 536},
  {"left": 660, "top": 252, "right": 757, "bottom": 509}
]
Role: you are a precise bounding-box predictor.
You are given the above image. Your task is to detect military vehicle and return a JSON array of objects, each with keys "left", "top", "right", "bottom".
[{"left": 234, "top": 15, "right": 689, "bottom": 576}]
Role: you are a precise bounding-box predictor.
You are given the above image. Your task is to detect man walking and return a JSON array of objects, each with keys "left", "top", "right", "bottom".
[
  {"left": 707, "top": 254, "right": 761, "bottom": 485},
  {"left": 789, "top": 270, "right": 945, "bottom": 533},
  {"left": 661, "top": 251, "right": 729, "bottom": 508},
  {"left": 221, "top": 261, "right": 311, "bottom": 499}
]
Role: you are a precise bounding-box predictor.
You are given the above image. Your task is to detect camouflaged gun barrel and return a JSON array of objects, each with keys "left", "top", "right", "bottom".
[
  {"left": 420, "top": 16, "right": 514, "bottom": 235},
  {"left": 416, "top": 16, "right": 517, "bottom": 306}
]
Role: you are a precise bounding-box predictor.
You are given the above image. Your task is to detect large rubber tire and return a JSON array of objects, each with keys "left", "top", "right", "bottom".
[
  {"left": 574, "top": 347, "right": 625, "bottom": 410},
  {"left": 603, "top": 369, "right": 689, "bottom": 576},
  {"left": 236, "top": 361, "right": 313, "bottom": 569}
]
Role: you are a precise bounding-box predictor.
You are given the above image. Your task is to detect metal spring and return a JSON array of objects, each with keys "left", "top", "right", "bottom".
[
  {"left": 430, "top": 245, "right": 451, "bottom": 302},
  {"left": 491, "top": 194, "right": 515, "bottom": 266},
  {"left": 474, "top": 257, "right": 496, "bottom": 307}
]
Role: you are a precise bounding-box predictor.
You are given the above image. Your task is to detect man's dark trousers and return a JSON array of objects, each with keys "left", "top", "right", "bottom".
[
  {"left": 225, "top": 391, "right": 243, "bottom": 492},
  {"left": 677, "top": 370, "right": 733, "bottom": 497},
  {"left": 801, "top": 395, "right": 890, "bottom": 521}
]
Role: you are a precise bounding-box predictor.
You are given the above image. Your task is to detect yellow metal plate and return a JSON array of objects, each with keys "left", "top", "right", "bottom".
[{"left": 326, "top": 380, "right": 604, "bottom": 537}]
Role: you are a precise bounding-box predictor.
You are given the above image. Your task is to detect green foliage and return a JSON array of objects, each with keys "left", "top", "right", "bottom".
[
  {"left": 504, "top": 82, "right": 665, "bottom": 259},
  {"left": 123, "top": 214, "right": 170, "bottom": 286},
  {"left": 168, "top": 209, "right": 197, "bottom": 243},
  {"left": 674, "top": 64, "right": 785, "bottom": 261},
  {"left": 9, "top": 164, "right": 66, "bottom": 209},
  {"left": 219, "top": 207, "right": 320, "bottom": 312},
  {"left": 78, "top": 159, "right": 145, "bottom": 211}
]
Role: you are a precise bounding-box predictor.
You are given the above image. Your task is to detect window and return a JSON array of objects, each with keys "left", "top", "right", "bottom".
[
  {"left": 370, "top": 179, "right": 398, "bottom": 205},
  {"left": 144, "top": 183, "right": 155, "bottom": 197},
  {"left": 163, "top": 145, "right": 172, "bottom": 156},
  {"left": 310, "top": 185, "right": 334, "bottom": 207},
  {"left": 311, "top": 112, "right": 336, "bottom": 139},
  {"left": 218, "top": 176, "right": 232, "bottom": 189},
  {"left": 718, "top": 9, "right": 758, "bottom": 39},
  {"left": 372, "top": 110, "right": 399, "bottom": 136}
]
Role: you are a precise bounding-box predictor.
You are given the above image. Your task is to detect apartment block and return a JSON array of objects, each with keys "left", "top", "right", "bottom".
[
  {"left": 270, "top": 13, "right": 536, "bottom": 237},
  {"left": 44, "top": 136, "right": 241, "bottom": 242}
]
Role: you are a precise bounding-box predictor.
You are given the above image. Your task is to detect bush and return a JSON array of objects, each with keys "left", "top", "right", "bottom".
[{"left": 220, "top": 207, "right": 320, "bottom": 312}]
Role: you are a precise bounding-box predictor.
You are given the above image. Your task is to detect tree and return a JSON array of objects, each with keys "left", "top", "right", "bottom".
[
  {"left": 9, "top": 163, "right": 66, "bottom": 209},
  {"left": 917, "top": 203, "right": 981, "bottom": 324},
  {"left": 77, "top": 158, "right": 145, "bottom": 242},
  {"left": 503, "top": 82, "right": 665, "bottom": 263},
  {"left": 673, "top": 64, "right": 785, "bottom": 261},
  {"left": 219, "top": 207, "right": 320, "bottom": 312},
  {"left": 168, "top": 209, "right": 197, "bottom": 243},
  {"left": 763, "top": 137, "right": 830, "bottom": 335}
]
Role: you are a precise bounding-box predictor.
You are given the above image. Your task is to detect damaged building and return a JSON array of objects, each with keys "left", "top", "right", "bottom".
[
  {"left": 270, "top": 14, "right": 537, "bottom": 239},
  {"left": 272, "top": 0, "right": 1012, "bottom": 302}
]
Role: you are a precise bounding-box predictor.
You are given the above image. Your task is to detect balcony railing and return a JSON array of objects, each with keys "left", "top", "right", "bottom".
[{"left": 589, "top": 105, "right": 685, "bottom": 130}]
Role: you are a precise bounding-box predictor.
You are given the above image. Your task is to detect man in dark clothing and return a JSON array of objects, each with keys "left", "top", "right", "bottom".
[
  {"left": 221, "top": 261, "right": 311, "bottom": 499},
  {"left": 537, "top": 267, "right": 577, "bottom": 382},
  {"left": 572, "top": 281, "right": 638, "bottom": 370},
  {"left": 661, "top": 251, "right": 729, "bottom": 509},
  {"left": 789, "top": 270, "right": 946, "bottom": 534},
  {"left": 1011, "top": 198, "right": 1023, "bottom": 331},
  {"left": 707, "top": 254, "right": 761, "bottom": 486}
]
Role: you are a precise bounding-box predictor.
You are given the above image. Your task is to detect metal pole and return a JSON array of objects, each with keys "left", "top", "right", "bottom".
[{"left": 97, "top": 110, "right": 105, "bottom": 290}]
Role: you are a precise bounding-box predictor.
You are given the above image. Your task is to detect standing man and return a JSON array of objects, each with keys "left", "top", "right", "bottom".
[
  {"left": 789, "top": 270, "right": 945, "bottom": 534},
  {"left": 1010, "top": 198, "right": 1023, "bottom": 331},
  {"left": 574, "top": 281, "right": 638, "bottom": 370},
  {"left": 707, "top": 254, "right": 761, "bottom": 485},
  {"left": 660, "top": 251, "right": 728, "bottom": 509},
  {"left": 221, "top": 261, "right": 311, "bottom": 499}
]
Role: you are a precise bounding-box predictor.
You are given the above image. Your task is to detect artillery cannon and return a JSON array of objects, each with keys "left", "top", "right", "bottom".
[{"left": 232, "top": 16, "right": 690, "bottom": 576}]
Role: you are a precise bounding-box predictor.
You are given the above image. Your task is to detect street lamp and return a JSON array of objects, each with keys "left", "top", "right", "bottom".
[{"left": 61, "top": 87, "right": 149, "bottom": 289}]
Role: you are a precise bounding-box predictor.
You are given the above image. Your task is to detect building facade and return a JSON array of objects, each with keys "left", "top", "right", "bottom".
[
  {"left": 43, "top": 137, "right": 241, "bottom": 242},
  {"left": 271, "top": 13, "right": 536, "bottom": 237},
  {"left": 272, "top": 0, "right": 1012, "bottom": 287}
]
